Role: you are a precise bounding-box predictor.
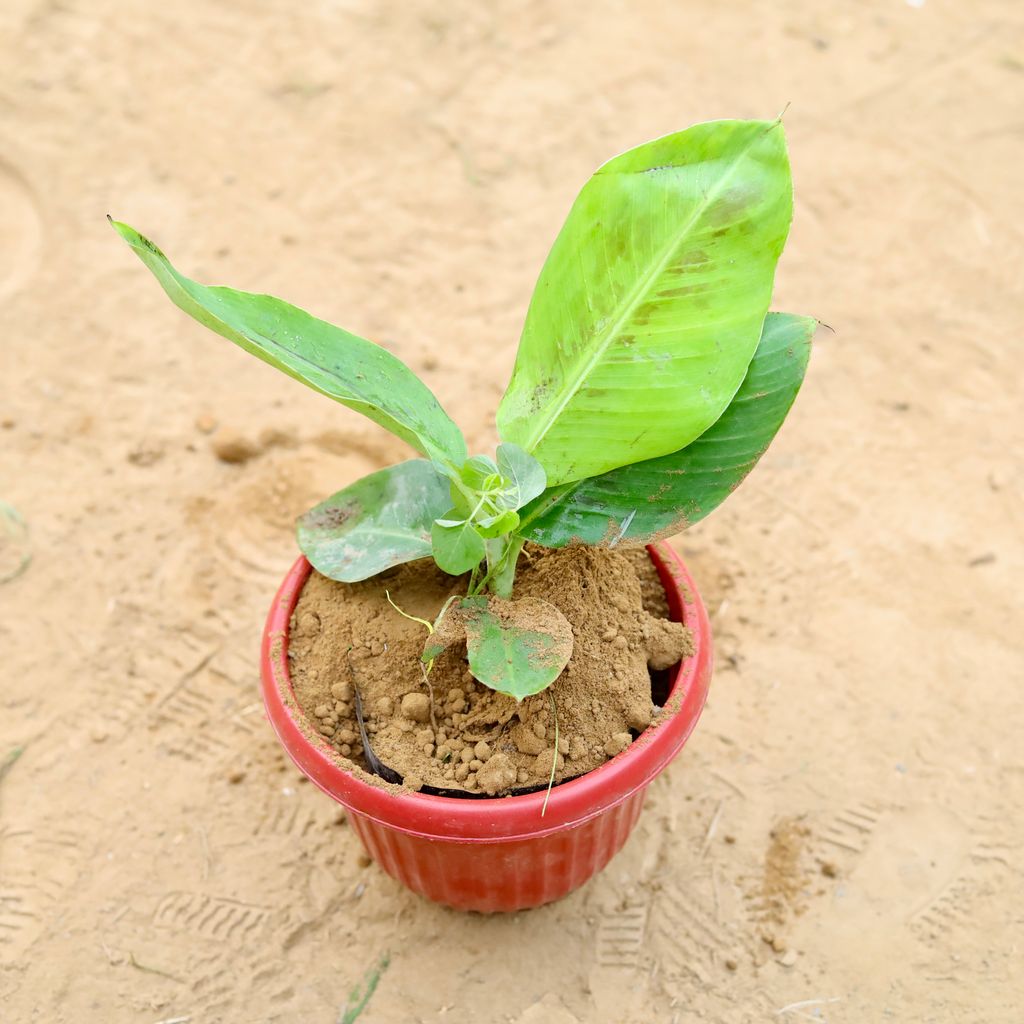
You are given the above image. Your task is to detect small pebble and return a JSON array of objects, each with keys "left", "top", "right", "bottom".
[
  {"left": 227, "top": 769, "right": 246, "bottom": 785},
  {"left": 460, "top": 748, "right": 474, "bottom": 764},
  {"left": 455, "top": 763, "right": 470, "bottom": 781},
  {"left": 373, "top": 695, "right": 392, "bottom": 716},
  {"left": 195, "top": 412, "right": 217, "bottom": 434},
  {"left": 332, "top": 681, "right": 354, "bottom": 702},
  {"left": 403, "top": 775, "right": 424, "bottom": 792},
  {"left": 314, "top": 704, "right": 331, "bottom": 718},
  {"left": 337, "top": 729, "right": 357, "bottom": 745},
  {"left": 319, "top": 724, "right": 335, "bottom": 736},
  {"left": 473, "top": 741, "right": 491, "bottom": 761},
  {"left": 469, "top": 759, "right": 483, "bottom": 771},
  {"left": 779, "top": 950, "right": 798, "bottom": 968}
]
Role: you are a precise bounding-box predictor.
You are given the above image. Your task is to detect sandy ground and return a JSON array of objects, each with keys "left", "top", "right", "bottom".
[{"left": 2, "top": 1, "right": 1022, "bottom": 1021}]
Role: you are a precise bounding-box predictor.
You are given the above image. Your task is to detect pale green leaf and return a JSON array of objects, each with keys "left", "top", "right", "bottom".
[
  {"left": 431, "top": 512, "right": 486, "bottom": 574},
  {"left": 519, "top": 313, "right": 815, "bottom": 545},
  {"left": 497, "top": 119, "right": 793, "bottom": 484},
  {"left": 297, "top": 460, "right": 449, "bottom": 582},
  {"left": 495, "top": 443, "right": 546, "bottom": 510},
  {"left": 460, "top": 596, "right": 573, "bottom": 700},
  {"left": 110, "top": 219, "right": 466, "bottom": 467},
  {"left": 475, "top": 509, "right": 520, "bottom": 539}
]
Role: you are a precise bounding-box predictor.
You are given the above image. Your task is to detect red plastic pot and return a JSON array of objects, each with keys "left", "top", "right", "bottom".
[{"left": 260, "top": 542, "right": 712, "bottom": 912}]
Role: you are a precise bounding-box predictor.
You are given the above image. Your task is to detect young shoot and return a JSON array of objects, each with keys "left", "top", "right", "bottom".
[{"left": 112, "top": 116, "right": 815, "bottom": 702}]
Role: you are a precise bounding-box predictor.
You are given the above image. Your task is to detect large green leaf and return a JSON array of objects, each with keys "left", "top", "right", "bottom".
[
  {"left": 297, "top": 460, "right": 449, "bottom": 582},
  {"left": 497, "top": 119, "right": 793, "bottom": 485},
  {"left": 460, "top": 596, "right": 573, "bottom": 700},
  {"left": 519, "top": 313, "right": 815, "bottom": 546},
  {"left": 110, "top": 219, "right": 466, "bottom": 467}
]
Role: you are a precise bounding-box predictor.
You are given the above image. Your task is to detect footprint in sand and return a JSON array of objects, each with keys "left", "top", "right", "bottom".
[{"left": 796, "top": 803, "right": 1007, "bottom": 969}]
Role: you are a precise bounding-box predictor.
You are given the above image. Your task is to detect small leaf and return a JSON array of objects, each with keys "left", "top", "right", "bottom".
[
  {"left": 495, "top": 443, "right": 547, "bottom": 510},
  {"left": 447, "top": 479, "right": 474, "bottom": 518},
  {"left": 461, "top": 596, "right": 573, "bottom": 700},
  {"left": 297, "top": 460, "right": 449, "bottom": 582},
  {"left": 475, "top": 509, "right": 520, "bottom": 539},
  {"left": 110, "top": 219, "right": 467, "bottom": 468},
  {"left": 497, "top": 119, "right": 793, "bottom": 485},
  {"left": 459, "top": 455, "right": 500, "bottom": 492},
  {"left": 431, "top": 511, "right": 486, "bottom": 575},
  {"left": 519, "top": 313, "right": 815, "bottom": 546}
]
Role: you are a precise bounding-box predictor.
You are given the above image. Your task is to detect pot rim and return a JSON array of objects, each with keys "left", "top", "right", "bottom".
[{"left": 260, "top": 542, "right": 712, "bottom": 842}]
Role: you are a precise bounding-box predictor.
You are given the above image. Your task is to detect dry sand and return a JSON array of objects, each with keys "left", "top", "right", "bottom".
[{"left": 1, "top": 1, "right": 1022, "bottom": 1021}]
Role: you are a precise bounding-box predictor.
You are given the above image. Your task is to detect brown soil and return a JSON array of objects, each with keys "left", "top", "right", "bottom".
[
  {"left": 761, "top": 817, "right": 811, "bottom": 925},
  {"left": 288, "top": 545, "right": 692, "bottom": 796}
]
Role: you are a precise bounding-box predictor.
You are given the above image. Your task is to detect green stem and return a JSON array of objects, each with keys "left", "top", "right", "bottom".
[
  {"left": 472, "top": 535, "right": 524, "bottom": 598},
  {"left": 541, "top": 689, "right": 559, "bottom": 817}
]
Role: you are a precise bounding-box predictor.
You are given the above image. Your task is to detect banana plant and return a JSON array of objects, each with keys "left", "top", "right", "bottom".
[{"left": 112, "top": 116, "right": 815, "bottom": 702}]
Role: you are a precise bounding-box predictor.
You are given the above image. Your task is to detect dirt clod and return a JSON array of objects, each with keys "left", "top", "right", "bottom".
[
  {"left": 211, "top": 429, "right": 259, "bottom": 464},
  {"left": 400, "top": 692, "right": 431, "bottom": 723},
  {"left": 477, "top": 753, "right": 517, "bottom": 795},
  {"left": 604, "top": 732, "right": 632, "bottom": 757}
]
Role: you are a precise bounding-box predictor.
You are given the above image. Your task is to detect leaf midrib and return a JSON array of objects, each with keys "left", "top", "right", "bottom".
[{"left": 517, "top": 124, "right": 776, "bottom": 456}]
